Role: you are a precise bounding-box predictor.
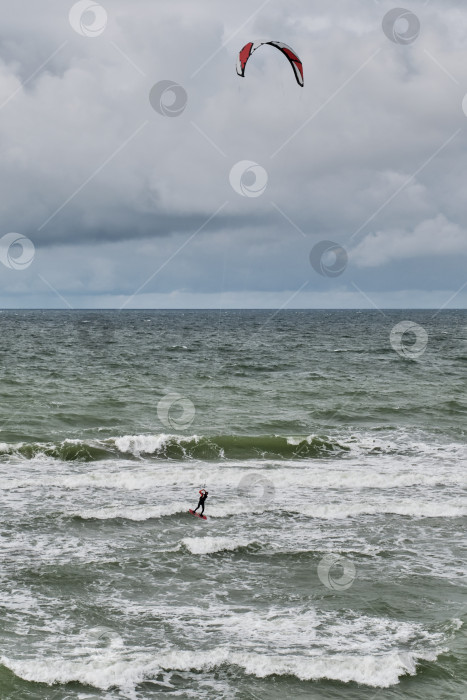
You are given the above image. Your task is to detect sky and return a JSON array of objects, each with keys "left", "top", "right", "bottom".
[{"left": 0, "top": 0, "right": 466, "bottom": 309}]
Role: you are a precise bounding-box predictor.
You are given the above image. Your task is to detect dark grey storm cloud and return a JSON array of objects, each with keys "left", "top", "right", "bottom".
[{"left": 0, "top": 0, "right": 466, "bottom": 308}]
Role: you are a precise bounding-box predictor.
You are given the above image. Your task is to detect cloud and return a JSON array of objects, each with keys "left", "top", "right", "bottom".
[{"left": 352, "top": 215, "right": 467, "bottom": 267}]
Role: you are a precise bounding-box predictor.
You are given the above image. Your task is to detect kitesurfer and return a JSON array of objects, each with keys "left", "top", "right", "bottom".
[{"left": 193, "top": 488, "right": 208, "bottom": 516}]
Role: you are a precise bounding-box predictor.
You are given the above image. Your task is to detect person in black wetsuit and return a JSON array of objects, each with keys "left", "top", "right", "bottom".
[{"left": 193, "top": 488, "right": 208, "bottom": 516}]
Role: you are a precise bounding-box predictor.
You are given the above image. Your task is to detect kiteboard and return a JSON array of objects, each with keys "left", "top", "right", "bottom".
[{"left": 189, "top": 509, "right": 207, "bottom": 521}]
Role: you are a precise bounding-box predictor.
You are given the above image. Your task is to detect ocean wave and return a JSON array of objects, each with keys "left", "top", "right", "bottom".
[
  {"left": 0, "top": 433, "right": 350, "bottom": 462},
  {"left": 69, "top": 498, "right": 466, "bottom": 522},
  {"left": 1, "top": 465, "right": 464, "bottom": 498},
  {"left": 181, "top": 536, "right": 258, "bottom": 554},
  {"left": 70, "top": 503, "right": 187, "bottom": 521},
  {"left": 0, "top": 647, "right": 440, "bottom": 690},
  {"left": 4, "top": 462, "right": 465, "bottom": 500},
  {"left": 0, "top": 431, "right": 465, "bottom": 464},
  {"left": 70, "top": 503, "right": 269, "bottom": 521},
  {"left": 297, "top": 500, "right": 466, "bottom": 520},
  {"left": 0, "top": 439, "right": 113, "bottom": 463},
  {"left": 113, "top": 433, "right": 350, "bottom": 460}
]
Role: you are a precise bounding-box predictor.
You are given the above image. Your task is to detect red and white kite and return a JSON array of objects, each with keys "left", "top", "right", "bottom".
[{"left": 236, "top": 41, "right": 304, "bottom": 87}]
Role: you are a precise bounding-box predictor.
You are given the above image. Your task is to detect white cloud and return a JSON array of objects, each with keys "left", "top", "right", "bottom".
[{"left": 352, "top": 215, "right": 467, "bottom": 267}]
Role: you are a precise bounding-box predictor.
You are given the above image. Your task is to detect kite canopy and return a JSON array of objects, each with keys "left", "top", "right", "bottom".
[{"left": 236, "top": 41, "right": 304, "bottom": 87}]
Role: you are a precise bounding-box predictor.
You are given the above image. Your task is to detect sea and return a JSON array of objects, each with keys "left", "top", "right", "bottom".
[{"left": 0, "top": 309, "right": 465, "bottom": 700}]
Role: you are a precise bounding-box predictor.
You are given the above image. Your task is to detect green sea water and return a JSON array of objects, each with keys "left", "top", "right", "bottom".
[{"left": 0, "top": 310, "right": 465, "bottom": 699}]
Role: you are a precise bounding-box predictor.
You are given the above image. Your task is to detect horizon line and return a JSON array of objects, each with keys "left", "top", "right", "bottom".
[{"left": 0, "top": 307, "right": 465, "bottom": 312}]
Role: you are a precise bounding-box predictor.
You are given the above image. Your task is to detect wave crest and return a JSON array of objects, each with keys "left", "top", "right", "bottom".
[
  {"left": 0, "top": 433, "right": 350, "bottom": 462},
  {"left": 0, "top": 648, "right": 439, "bottom": 690}
]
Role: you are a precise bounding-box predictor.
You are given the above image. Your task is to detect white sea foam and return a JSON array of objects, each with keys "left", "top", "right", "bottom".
[
  {"left": 113, "top": 433, "right": 200, "bottom": 457},
  {"left": 70, "top": 496, "right": 465, "bottom": 522},
  {"left": 0, "top": 647, "right": 440, "bottom": 690},
  {"left": 182, "top": 536, "right": 253, "bottom": 554},
  {"left": 71, "top": 502, "right": 188, "bottom": 521},
  {"left": 114, "top": 433, "right": 177, "bottom": 456},
  {"left": 1, "top": 457, "right": 465, "bottom": 497},
  {"left": 297, "top": 499, "right": 466, "bottom": 520}
]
